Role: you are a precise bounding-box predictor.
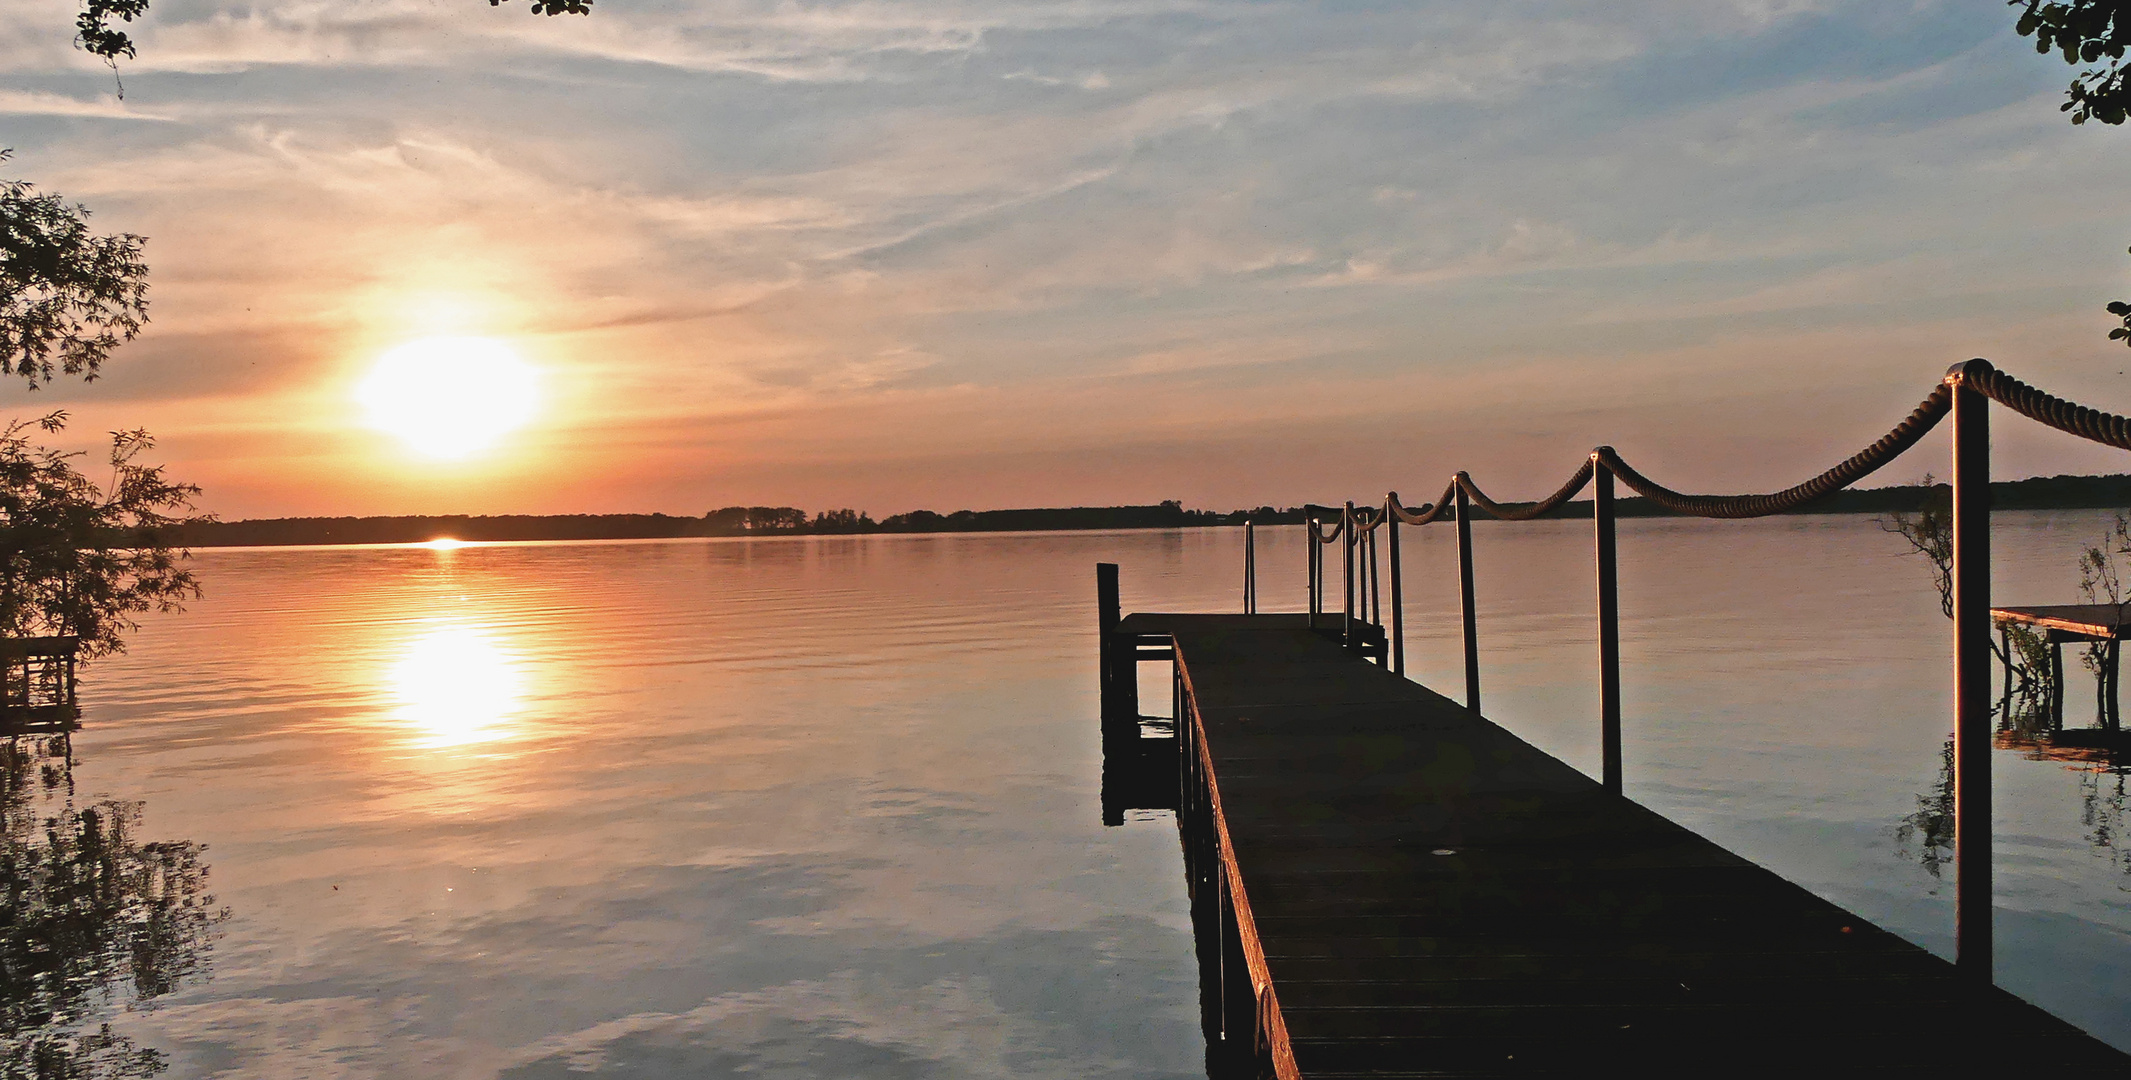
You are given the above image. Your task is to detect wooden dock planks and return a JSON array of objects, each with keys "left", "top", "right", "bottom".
[{"left": 1119, "top": 612, "right": 2131, "bottom": 1078}]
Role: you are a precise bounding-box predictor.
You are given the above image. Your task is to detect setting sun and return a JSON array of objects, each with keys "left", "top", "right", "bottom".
[{"left": 358, "top": 336, "right": 540, "bottom": 460}]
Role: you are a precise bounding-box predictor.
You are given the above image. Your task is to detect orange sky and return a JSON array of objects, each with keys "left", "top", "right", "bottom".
[{"left": 7, "top": 0, "right": 2131, "bottom": 518}]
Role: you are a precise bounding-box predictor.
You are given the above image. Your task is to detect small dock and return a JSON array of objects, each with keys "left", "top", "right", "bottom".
[
  {"left": 1099, "top": 594, "right": 2131, "bottom": 1075},
  {"left": 0, "top": 635, "right": 79, "bottom": 735}
]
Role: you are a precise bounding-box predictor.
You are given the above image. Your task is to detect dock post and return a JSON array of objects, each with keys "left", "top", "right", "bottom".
[
  {"left": 1388, "top": 496, "right": 1405, "bottom": 677},
  {"left": 1366, "top": 521, "right": 1380, "bottom": 631},
  {"left": 1997, "top": 626, "right": 2012, "bottom": 719},
  {"left": 1594, "top": 454, "right": 1622, "bottom": 794},
  {"left": 2110, "top": 640, "right": 2121, "bottom": 731},
  {"left": 1455, "top": 478, "right": 1482, "bottom": 713},
  {"left": 2052, "top": 643, "right": 2065, "bottom": 725},
  {"left": 1097, "top": 563, "right": 1136, "bottom": 738},
  {"left": 1183, "top": 680, "right": 1222, "bottom": 1053},
  {"left": 1243, "top": 520, "right": 1257, "bottom": 615},
  {"left": 1217, "top": 868, "right": 1259, "bottom": 1073},
  {"left": 1098, "top": 562, "right": 1120, "bottom": 715},
  {"left": 1176, "top": 660, "right": 1191, "bottom": 831},
  {"left": 1342, "top": 503, "right": 1356, "bottom": 650},
  {"left": 1948, "top": 361, "right": 1992, "bottom": 984},
  {"left": 1306, "top": 517, "right": 1319, "bottom": 629}
]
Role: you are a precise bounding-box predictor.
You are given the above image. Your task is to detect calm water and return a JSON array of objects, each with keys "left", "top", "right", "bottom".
[{"left": 12, "top": 513, "right": 2131, "bottom": 1074}]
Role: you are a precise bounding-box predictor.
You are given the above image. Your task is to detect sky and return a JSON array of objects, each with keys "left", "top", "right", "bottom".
[{"left": 6, "top": 0, "right": 2131, "bottom": 519}]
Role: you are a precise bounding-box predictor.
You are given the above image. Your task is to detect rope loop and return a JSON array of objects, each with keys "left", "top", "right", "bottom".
[
  {"left": 1456, "top": 459, "right": 1596, "bottom": 521},
  {"left": 1387, "top": 485, "right": 1451, "bottom": 525},
  {"left": 1305, "top": 511, "right": 1344, "bottom": 544},
  {"left": 1595, "top": 383, "right": 1951, "bottom": 518}
]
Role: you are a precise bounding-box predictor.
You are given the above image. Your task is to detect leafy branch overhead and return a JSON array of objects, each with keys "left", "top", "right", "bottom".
[
  {"left": 2011, "top": 1, "right": 2131, "bottom": 347},
  {"left": 0, "top": 153, "right": 147, "bottom": 387},
  {"left": 74, "top": 0, "right": 147, "bottom": 60},
  {"left": 2013, "top": 0, "right": 2131, "bottom": 125},
  {"left": 75, "top": 0, "right": 589, "bottom": 62}
]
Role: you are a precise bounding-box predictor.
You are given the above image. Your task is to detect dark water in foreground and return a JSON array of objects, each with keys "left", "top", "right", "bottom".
[{"left": 10, "top": 514, "right": 2131, "bottom": 1074}]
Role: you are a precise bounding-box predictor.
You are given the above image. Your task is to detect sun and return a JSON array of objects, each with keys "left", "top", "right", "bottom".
[{"left": 359, "top": 336, "right": 540, "bottom": 460}]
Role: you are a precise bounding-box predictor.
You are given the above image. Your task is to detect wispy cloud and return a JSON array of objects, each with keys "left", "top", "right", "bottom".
[
  {"left": 4, "top": 0, "right": 2128, "bottom": 516},
  {"left": 0, "top": 89, "right": 172, "bottom": 120}
]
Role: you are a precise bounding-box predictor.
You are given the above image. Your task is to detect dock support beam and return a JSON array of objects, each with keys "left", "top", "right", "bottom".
[
  {"left": 1455, "top": 479, "right": 1481, "bottom": 713},
  {"left": 1948, "top": 361, "right": 1992, "bottom": 984},
  {"left": 1366, "top": 520, "right": 1380, "bottom": 635},
  {"left": 1594, "top": 455, "right": 1622, "bottom": 794},
  {"left": 1098, "top": 563, "right": 1136, "bottom": 738},
  {"left": 1307, "top": 518, "right": 1320, "bottom": 629},
  {"left": 1342, "top": 503, "right": 1356, "bottom": 650},
  {"left": 1387, "top": 498, "right": 1405, "bottom": 677}
]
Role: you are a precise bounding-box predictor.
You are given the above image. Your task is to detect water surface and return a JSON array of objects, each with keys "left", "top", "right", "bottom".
[{"left": 15, "top": 514, "right": 2131, "bottom": 1073}]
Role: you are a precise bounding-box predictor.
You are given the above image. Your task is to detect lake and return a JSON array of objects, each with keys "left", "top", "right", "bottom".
[{"left": 11, "top": 512, "right": 2131, "bottom": 1075}]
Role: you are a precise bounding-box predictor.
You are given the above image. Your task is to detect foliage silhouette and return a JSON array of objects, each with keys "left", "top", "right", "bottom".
[
  {"left": 0, "top": 156, "right": 204, "bottom": 661},
  {"left": 2075, "top": 513, "right": 2131, "bottom": 722},
  {"left": 0, "top": 413, "right": 202, "bottom": 659},
  {"left": 1896, "top": 738, "right": 1957, "bottom": 879},
  {"left": 0, "top": 735, "right": 226, "bottom": 1079},
  {"left": 2013, "top": 0, "right": 2131, "bottom": 126},
  {"left": 72, "top": 0, "right": 588, "bottom": 66},
  {"left": 1889, "top": 491, "right": 2131, "bottom": 879},
  {"left": 0, "top": 154, "right": 146, "bottom": 389},
  {"left": 2009, "top": 1, "right": 2131, "bottom": 345},
  {"left": 1878, "top": 476, "right": 2043, "bottom": 695}
]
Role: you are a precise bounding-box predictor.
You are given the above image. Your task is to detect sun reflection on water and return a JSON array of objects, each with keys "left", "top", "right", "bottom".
[{"left": 388, "top": 623, "right": 525, "bottom": 747}]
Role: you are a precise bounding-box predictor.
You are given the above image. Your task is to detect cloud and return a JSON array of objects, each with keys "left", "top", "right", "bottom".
[
  {"left": 0, "top": 89, "right": 173, "bottom": 120},
  {"left": 4, "top": 0, "right": 2129, "bottom": 515}
]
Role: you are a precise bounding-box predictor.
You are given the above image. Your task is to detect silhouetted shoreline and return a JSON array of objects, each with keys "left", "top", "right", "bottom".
[{"left": 158, "top": 472, "right": 2131, "bottom": 547}]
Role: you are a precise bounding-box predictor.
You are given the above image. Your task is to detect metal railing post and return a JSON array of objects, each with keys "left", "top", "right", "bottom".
[
  {"left": 1387, "top": 496, "right": 1404, "bottom": 677},
  {"left": 1243, "top": 519, "right": 1257, "bottom": 615},
  {"left": 1948, "top": 361, "right": 1993, "bottom": 984},
  {"left": 1306, "top": 518, "right": 1319, "bottom": 629},
  {"left": 1343, "top": 502, "right": 1356, "bottom": 649},
  {"left": 1594, "top": 453, "right": 1622, "bottom": 794},
  {"left": 1367, "top": 523, "right": 1381, "bottom": 629},
  {"left": 1455, "top": 478, "right": 1481, "bottom": 713},
  {"left": 1315, "top": 517, "right": 1326, "bottom": 625}
]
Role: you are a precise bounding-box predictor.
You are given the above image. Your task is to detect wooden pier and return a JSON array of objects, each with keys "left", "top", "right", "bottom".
[
  {"left": 0, "top": 635, "right": 79, "bottom": 735},
  {"left": 1097, "top": 575, "right": 2131, "bottom": 1077}
]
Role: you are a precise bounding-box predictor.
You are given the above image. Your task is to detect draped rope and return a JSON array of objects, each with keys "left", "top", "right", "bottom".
[
  {"left": 1297, "top": 362, "right": 2127, "bottom": 527},
  {"left": 1964, "top": 360, "right": 2131, "bottom": 451},
  {"left": 1388, "top": 483, "right": 1455, "bottom": 525},
  {"left": 1330, "top": 377, "right": 1969, "bottom": 523},
  {"left": 1455, "top": 459, "right": 1596, "bottom": 521},
  {"left": 1596, "top": 382, "right": 1954, "bottom": 519}
]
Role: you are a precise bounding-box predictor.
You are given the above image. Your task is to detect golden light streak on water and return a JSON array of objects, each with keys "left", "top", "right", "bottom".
[{"left": 387, "top": 622, "right": 525, "bottom": 748}]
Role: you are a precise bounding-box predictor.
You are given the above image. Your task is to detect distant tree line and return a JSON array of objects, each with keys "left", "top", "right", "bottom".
[
  {"left": 705, "top": 500, "right": 1301, "bottom": 536},
  {"left": 165, "top": 501, "right": 1309, "bottom": 547},
  {"left": 151, "top": 472, "right": 2131, "bottom": 549}
]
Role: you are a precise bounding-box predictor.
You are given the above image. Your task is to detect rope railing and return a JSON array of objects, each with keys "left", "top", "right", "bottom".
[
  {"left": 1289, "top": 357, "right": 2131, "bottom": 987},
  {"left": 1970, "top": 363, "right": 2131, "bottom": 449}
]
